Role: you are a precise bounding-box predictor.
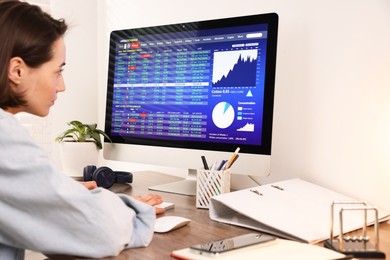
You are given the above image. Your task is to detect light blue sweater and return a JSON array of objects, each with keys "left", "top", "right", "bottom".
[{"left": 0, "top": 109, "right": 156, "bottom": 259}]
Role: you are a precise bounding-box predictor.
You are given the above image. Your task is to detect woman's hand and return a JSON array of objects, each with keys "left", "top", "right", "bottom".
[
  {"left": 132, "top": 194, "right": 165, "bottom": 215},
  {"left": 79, "top": 182, "right": 165, "bottom": 214},
  {"left": 80, "top": 181, "right": 98, "bottom": 190}
]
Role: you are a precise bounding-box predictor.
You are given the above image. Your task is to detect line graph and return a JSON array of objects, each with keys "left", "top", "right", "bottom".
[{"left": 212, "top": 49, "right": 258, "bottom": 87}]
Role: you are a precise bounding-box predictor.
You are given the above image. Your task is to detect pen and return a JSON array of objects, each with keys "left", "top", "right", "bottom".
[
  {"left": 209, "top": 161, "right": 217, "bottom": 170},
  {"left": 217, "top": 160, "right": 227, "bottom": 171},
  {"left": 220, "top": 160, "right": 229, "bottom": 171},
  {"left": 201, "top": 155, "right": 209, "bottom": 170},
  {"left": 226, "top": 147, "right": 240, "bottom": 169}
]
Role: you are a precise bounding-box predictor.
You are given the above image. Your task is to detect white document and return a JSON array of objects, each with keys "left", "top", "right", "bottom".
[{"left": 209, "top": 178, "right": 390, "bottom": 243}]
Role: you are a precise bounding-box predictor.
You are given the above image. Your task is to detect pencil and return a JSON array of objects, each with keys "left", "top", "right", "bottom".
[{"left": 226, "top": 147, "right": 240, "bottom": 169}]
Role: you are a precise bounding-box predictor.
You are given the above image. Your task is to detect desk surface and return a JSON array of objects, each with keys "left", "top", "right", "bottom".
[{"left": 49, "top": 171, "right": 390, "bottom": 260}]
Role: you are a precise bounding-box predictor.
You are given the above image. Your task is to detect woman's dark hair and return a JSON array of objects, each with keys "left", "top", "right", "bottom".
[{"left": 0, "top": 0, "right": 68, "bottom": 109}]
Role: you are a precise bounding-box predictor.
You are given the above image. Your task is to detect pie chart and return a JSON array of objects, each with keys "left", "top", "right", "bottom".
[{"left": 212, "top": 102, "right": 235, "bottom": 129}]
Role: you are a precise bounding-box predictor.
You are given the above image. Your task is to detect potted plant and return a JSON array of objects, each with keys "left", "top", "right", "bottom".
[{"left": 55, "top": 120, "right": 112, "bottom": 177}]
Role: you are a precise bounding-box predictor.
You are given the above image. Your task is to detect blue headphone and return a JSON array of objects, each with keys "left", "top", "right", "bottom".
[{"left": 83, "top": 165, "right": 133, "bottom": 189}]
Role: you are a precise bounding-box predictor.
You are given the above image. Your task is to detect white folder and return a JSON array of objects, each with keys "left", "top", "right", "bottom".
[{"left": 209, "top": 178, "right": 390, "bottom": 243}]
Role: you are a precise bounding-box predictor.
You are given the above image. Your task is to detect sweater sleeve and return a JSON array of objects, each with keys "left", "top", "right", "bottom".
[{"left": 0, "top": 111, "right": 155, "bottom": 258}]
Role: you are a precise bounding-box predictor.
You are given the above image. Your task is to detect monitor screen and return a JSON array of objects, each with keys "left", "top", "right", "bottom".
[{"left": 104, "top": 13, "right": 278, "bottom": 195}]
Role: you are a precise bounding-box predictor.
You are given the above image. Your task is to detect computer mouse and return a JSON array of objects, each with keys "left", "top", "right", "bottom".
[{"left": 154, "top": 216, "right": 191, "bottom": 233}]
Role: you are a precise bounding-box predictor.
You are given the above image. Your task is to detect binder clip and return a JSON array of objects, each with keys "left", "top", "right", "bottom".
[{"left": 324, "top": 201, "right": 385, "bottom": 258}]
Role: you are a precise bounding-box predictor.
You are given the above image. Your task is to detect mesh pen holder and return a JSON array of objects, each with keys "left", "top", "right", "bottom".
[{"left": 196, "top": 169, "right": 230, "bottom": 209}]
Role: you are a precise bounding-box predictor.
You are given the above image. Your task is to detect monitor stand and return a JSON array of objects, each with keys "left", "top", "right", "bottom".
[{"left": 148, "top": 169, "right": 197, "bottom": 196}]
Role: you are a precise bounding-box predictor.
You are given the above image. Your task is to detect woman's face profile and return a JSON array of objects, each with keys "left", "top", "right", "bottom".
[{"left": 12, "top": 37, "right": 66, "bottom": 116}]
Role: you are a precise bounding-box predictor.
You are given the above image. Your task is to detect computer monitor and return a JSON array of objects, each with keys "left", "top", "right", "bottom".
[{"left": 104, "top": 13, "right": 278, "bottom": 195}]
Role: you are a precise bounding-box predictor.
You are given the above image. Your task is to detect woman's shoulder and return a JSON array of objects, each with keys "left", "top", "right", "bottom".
[{"left": 0, "top": 109, "right": 28, "bottom": 133}]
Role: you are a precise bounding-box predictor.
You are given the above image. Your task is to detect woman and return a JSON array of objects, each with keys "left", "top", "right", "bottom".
[{"left": 0, "top": 1, "right": 163, "bottom": 259}]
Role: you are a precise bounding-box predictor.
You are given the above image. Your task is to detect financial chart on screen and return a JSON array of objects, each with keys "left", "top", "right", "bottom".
[{"left": 106, "top": 14, "right": 277, "bottom": 155}]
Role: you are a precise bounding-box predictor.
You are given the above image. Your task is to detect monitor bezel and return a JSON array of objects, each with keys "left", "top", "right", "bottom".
[{"left": 104, "top": 13, "right": 278, "bottom": 156}]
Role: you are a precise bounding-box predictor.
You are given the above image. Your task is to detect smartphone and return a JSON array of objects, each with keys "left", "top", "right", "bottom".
[{"left": 190, "top": 233, "right": 276, "bottom": 255}]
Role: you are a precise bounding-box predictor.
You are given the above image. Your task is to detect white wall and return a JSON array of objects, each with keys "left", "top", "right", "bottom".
[
  {"left": 262, "top": 1, "right": 390, "bottom": 211},
  {"left": 49, "top": 0, "right": 98, "bottom": 168},
  {"left": 52, "top": 0, "right": 390, "bottom": 211}
]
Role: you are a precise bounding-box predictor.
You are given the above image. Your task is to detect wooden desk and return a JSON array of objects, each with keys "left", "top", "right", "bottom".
[{"left": 48, "top": 171, "right": 389, "bottom": 260}]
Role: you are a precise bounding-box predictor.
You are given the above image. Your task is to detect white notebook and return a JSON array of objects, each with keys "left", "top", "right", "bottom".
[{"left": 171, "top": 238, "right": 347, "bottom": 260}]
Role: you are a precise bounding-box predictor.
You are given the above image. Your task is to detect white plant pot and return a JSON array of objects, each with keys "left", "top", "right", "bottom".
[{"left": 59, "top": 142, "right": 99, "bottom": 177}]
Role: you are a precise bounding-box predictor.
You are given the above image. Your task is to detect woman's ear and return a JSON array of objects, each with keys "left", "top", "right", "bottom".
[{"left": 8, "top": 57, "right": 25, "bottom": 85}]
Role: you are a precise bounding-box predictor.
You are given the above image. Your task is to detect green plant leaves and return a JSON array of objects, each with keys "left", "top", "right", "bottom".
[{"left": 55, "top": 120, "right": 112, "bottom": 150}]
